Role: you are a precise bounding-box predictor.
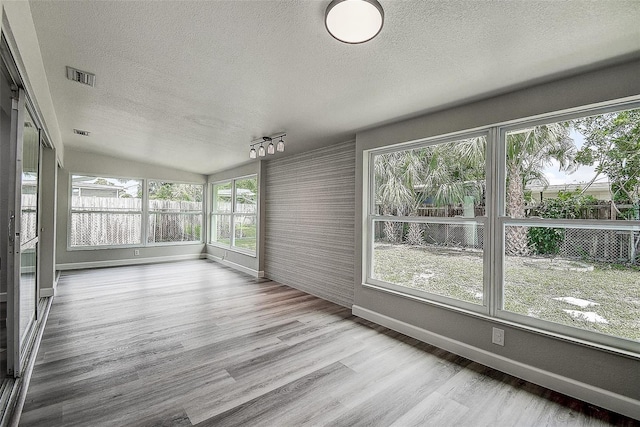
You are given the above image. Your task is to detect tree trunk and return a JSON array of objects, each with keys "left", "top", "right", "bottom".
[
  {"left": 384, "top": 221, "right": 403, "bottom": 243},
  {"left": 382, "top": 207, "right": 402, "bottom": 243},
  {"left": 505, "top": 162, "right": 529, "bottom": 256},
  {"left": 405, "top": 222, "right": 424, "bottom": 246}
]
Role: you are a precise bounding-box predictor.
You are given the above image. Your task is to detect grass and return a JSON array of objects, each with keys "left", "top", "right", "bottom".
[
  {"left": 214, "top": 237, "right": 256, "bottom": 251},
  {"left": 373, "top": 244, "right": 640, "bottom": 342}
]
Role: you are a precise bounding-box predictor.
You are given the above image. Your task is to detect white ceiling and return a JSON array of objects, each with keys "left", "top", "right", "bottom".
[{"left": 29, "top": 0, "right": 640, "bottom": 175}]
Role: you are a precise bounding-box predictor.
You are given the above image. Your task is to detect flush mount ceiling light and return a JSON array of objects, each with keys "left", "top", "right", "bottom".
[
  {"left": 249, "top": 133, "right": 287, "bottom": 159},
  {"left": 325, "top": 0, "right": 384, "bottom": 44}
]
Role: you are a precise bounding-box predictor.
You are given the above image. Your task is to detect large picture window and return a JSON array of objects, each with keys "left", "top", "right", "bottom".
[
  {"left": 148, "top": 181, "right": 203, "bottom": 244},
  {"left": 365, "top": 103, "right": 640, "bottom": 353},
  {"left": 70, "top": 176, "right": 204, "bottom": 248},
  {"left": 211, "top": 175, "right": 257, "bottom": 254},
  {"left": 499, "top": 108, "right": 640, "bottom": 345},
  {"left": 70, "top": 175, "right": 143, "bottom": 247},
  {"left": 369, "top": 134, "right": 488, "bottom": 309}
]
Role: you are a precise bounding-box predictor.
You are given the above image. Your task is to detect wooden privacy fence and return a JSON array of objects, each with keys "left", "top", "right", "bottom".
[
  {"left": 70, "top": 196, "right": 203, "bottom": 246},
  {"left": 417, "top": 202, "right": 638, "bottom": 220}
]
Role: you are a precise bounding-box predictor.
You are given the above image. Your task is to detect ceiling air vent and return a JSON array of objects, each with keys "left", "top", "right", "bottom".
[
  {"left": 73, "top": 129, "right": 91, "bottom": 136},
  {"left": 66, "top": 66, "right": 95, "bottom": 87}
]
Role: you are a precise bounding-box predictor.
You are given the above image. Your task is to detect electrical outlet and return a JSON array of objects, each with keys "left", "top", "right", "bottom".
[
  {"left": 492, "top": 327, "right": 505, "bottom": 346},
  {"left": 134, "top": 249, "right": 140, "bottom": 256}
]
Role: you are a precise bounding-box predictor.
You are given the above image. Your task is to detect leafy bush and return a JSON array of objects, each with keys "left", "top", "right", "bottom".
[
  {"left": 528, "top": 190, "right": 598, "bottom": 255},
  {"left": 528, "top": 227, "right": 564, "bottom": 255}
]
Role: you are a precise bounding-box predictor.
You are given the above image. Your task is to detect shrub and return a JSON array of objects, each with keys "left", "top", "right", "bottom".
[{"left": 528, "top": 190, "right": 598, "bottom": 255}]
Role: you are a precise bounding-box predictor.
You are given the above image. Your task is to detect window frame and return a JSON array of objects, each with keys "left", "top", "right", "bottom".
[
  {"left": 146, "top": 180, "right": 205, "bottom": 246},
  {"left": 67, "top": 174, "right": 205, "bottom": 250},
  {"left": 363, "top": 99, "right": 640, "bottom": 356},
  {"left": 365, "top": 129, "right": 492, "bottom": 314},
  {"left": 494, "top": 105, "right": 640, "bottom": 353},
  {"left": 209, "top": 174, "right": 258, "bottom": 256}
]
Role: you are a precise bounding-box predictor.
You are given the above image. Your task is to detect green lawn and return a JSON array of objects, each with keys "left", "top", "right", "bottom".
[
  {"left": 214, "top": 237, "right": 256, "bottom": 251},
  {"left": 373, "top": 244, "right": 640, "bottom": 342}
]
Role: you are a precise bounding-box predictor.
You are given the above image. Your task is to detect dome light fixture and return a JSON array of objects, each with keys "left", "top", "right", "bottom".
[{"left": 325, "top": 0, "right": 384, "bottom": 44}]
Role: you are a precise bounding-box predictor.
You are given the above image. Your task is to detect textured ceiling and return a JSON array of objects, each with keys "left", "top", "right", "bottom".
[{"left": 29, "top": 0, "right": 640, "bottom": 175}]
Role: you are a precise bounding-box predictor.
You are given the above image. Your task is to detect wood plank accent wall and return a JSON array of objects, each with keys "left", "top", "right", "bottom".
[{"left": 265, "top": 141, "right": 355, "bottom": 307}]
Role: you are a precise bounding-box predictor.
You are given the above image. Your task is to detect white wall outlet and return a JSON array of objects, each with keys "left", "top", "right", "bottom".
[
  {"left": 492, "top": 327, "right": 505, "bottom": 346},
  {"left": 134, "top": 249, "right": 140, "bottom": 256}
]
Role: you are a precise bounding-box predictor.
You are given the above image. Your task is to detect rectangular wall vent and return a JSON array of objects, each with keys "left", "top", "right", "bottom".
[
  {"left": 73, "top": 129, "right": 91, "bottom": 136},
  {"left": 66, "top": 66, "right": 95, "bottom": 87}
]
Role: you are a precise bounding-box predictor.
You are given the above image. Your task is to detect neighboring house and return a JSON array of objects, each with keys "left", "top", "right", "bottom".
[
  {"left": 527, "top": 182, "right": 612, "bottom": 201},
  {"left": 71, "top": 178, "right": 125, "bottom": 198}
]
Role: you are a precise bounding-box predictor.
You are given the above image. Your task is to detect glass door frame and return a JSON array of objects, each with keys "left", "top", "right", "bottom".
[
  {"left": 6, "top": 87, "right": 25, "bottom": 377},
  {"left": 5, "top": 87, "right": 42, "bottom": 378}
]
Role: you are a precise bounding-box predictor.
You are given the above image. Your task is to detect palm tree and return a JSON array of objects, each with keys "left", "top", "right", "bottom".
[
  {"left": 505, "top": 123, "right": 575, "bottom": 255},
  {"left": 421, "top": 137, "right": 486, "bottom": 208},
  {"left": 418, "top": 138, "right": 486, "bottom": 247},
  {"left": 374, "top": 150, "right": 425, "bottom": 243},
  {"left": 375, "top": 138, "right": 486, "bottom": 246}
]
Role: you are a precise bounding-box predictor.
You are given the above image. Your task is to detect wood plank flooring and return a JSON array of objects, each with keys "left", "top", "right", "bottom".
[{"left": 19, "top": 260, "right": 638, "bottom": 426}]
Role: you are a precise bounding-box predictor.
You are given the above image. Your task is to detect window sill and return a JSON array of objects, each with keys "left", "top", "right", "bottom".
[
  {"left": 361, "top": 281, "right": 640, "bottom": 360},
  {"left": 207, "top": 243, "right": 257, "bottom": 258},
  {"left": 67, "top": 241, "right": 204, "bottom": 251}
]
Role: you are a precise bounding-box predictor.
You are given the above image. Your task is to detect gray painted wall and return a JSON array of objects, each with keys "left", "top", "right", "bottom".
[
  {"left": 2, "top": 2, "right": 64, "bottom": 160},
  {"left": 265, "top": 141, "right": 355, "bottom": 307},
  {"left": 206, "top": 161, "right": 261, "bottom": 273},
  {"left": 354, "top": 60, "right": 640, "bottom": 399},
  {"left": 56, "top": 149, "right": 207, "bottom": 268}
]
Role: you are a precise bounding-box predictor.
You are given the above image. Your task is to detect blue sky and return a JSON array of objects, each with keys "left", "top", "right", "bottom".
[{"left": 542, "top": 129, "right": 608, "bottom": 187}]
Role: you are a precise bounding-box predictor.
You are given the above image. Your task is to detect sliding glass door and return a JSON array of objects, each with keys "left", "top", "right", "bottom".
[
  {"left": 1, "top": 66, "right": 42, "bottom": 377},
  {"left": 0, "top": 47, "right": 13, "bottom": 382},
  {"left": 18, "top": 104, "right": 40, "bottom": 358}
]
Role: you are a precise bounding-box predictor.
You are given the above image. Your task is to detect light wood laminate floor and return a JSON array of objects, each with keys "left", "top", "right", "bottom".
[{"left": 20, "top": 260, "right": 638, "bottom": 426}]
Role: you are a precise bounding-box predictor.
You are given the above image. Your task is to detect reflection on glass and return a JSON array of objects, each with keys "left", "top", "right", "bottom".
[
  {"left": 372, "top": 220, "right": 484, "bottom": 305},
  {"left": 19, "top": 245, "right": 37, "bottom": 345},
  {"left": 20, "top": 107, "right": 39, "bottom": 347}
]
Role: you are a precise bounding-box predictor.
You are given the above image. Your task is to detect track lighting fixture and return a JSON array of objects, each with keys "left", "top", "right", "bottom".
[{"left": 249, "top": 133, "right": 287, "bottom": 159}]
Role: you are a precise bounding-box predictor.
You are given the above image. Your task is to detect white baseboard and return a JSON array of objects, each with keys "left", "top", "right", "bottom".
[
  {"left": 39, "top": 272, "right": 59, "bottom": 298},
  {"left": 56, "top": 253, "right": 205, "bottom": 271},
  {"left": 39, "top": 288, "right": 54, "bottom": 298},
  {"left": 206, "top": 254, "right": 263, "bottom": 278},
  {"left": 352, "top": 305, "right": 640, "bottom": 421}
]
